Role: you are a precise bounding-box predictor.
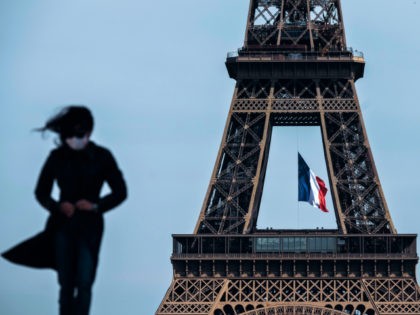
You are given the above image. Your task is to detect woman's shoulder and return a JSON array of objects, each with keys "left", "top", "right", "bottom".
[
  {"left": 87, "top": 142, "right": 115, "bottom": 159},
  {"left": 48, "top": 146, "right": 64, "bottom": 158}
]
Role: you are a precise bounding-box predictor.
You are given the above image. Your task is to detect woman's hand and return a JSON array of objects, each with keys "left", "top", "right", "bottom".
[
  {"left": 60, "top": 202, "right": 76, "bottom": 218},
  {"left": 76, "top": 199, "right": 97, "bottom": 211}
]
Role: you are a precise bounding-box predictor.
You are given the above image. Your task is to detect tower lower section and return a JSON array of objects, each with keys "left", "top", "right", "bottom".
[
  {"left": 156, "top": 233, "right": 420, "bottom": 315},
  {"left": 158, "top": 278, "right": 420, "bottom": 315}
]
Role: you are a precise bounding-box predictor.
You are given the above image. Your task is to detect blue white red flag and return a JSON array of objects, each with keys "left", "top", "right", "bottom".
[{"left": 298, "top": 153, "right": 329, "bottom": 212}]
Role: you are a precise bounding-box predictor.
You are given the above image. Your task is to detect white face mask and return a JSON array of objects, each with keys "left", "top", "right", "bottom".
[{"left": 65, "top": 135, "right": 89, "bottom": 151}]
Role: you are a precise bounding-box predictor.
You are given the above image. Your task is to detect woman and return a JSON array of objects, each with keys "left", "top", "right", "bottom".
[{"left": 2, "top": 106, "right": 127, "bottom": 315}]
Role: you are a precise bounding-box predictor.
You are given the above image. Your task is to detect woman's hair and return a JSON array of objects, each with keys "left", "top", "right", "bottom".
[{"left": 37, "top": 106, "right": 94, "bottom": 141}]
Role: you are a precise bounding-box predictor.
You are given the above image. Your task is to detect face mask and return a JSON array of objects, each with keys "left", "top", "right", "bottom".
[{"left": 65, "top": 135, "right": 89, "bottom": 151}]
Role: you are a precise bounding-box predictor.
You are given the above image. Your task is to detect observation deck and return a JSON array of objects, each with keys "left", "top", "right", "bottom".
[
  {"left": 171, "top": 232, "right": 418, "bottom": 279},
  {"left": 226, "top": 48, "right": 365, "bottom": 81}
]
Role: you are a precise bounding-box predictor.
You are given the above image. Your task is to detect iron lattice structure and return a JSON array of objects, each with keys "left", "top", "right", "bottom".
[{"left": 157, "top": 1, "right": 420, "bottom": 314}]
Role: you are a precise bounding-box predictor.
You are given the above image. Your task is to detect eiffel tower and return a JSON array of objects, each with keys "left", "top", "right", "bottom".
[{"left": 156, "top": 1, "right": 420, "bottom": 314}]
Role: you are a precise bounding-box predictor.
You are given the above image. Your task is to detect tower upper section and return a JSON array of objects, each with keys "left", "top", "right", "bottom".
[
  {"left": 226, "top": 0, "right": 364, "bottom": 82},
  {"left": 245, "top": 0, "right": 346, "bottom": 53}
]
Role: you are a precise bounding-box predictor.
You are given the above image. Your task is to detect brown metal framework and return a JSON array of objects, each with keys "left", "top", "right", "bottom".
[{"left": 157, "top": 1, "right": 420, "bottom": 314}]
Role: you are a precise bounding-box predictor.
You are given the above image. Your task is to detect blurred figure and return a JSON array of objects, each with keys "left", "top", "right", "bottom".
[{"left": 2, "top": 106, "right": 127, "bottom": 315}]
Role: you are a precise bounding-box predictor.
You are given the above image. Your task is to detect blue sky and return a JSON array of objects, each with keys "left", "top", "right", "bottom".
[{"left": 1, "top": 1, "right": 420, "bottom": 314}]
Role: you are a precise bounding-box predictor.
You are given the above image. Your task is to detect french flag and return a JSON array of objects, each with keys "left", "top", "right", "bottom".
[{"left": 298, "top": 153, "right": 329, "bottom": 212}]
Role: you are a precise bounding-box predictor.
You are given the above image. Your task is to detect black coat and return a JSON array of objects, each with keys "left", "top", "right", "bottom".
[{"left": 2, "top": 142, "right": 127, "bottom": 269}]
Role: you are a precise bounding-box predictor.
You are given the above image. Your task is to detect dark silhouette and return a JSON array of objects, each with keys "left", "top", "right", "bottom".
[{"left": 2, "top": 106, "right": 127, "bottom": 315}]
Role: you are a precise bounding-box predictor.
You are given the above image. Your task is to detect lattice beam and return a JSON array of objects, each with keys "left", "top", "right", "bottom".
[
  {"left": 194, "top": 78, "right": 395, "bottom": 235},
  {"left": 246, "top": 0, "right": 346, "bottom": 52},
  {"left": 158, "top": 278, "right": 416, "bottom": 315}
]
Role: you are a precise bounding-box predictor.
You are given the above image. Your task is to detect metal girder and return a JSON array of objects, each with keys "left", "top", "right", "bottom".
[
  {"left": 194, "top": 77, "right": 396, "bottom": 235},
  {"left": 246, "top": 0, "right": 346, "bottom": 52},
  {"left": 194, "top": 110, "right": 268, "bottom": 234},
  {"left": 157, "top": 278, "right": 420, "bottom": 314}
]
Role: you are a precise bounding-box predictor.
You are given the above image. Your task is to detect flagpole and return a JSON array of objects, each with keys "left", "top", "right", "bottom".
[{"left": 296, "top": 126, "right": 300, "bottom": 229}]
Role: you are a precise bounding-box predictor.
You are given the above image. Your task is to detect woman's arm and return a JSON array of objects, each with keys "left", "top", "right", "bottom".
[
  {"left": 34, "top": 152, "right": 60, "bottom": 213},
  {"left": 97, "top": 150, "right": 127, "bottom": 213}
]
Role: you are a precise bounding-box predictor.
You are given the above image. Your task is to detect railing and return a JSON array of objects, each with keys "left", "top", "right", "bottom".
[
  {"left": 172, "top": 252, "right": 418, "bottom": 260},
  {"left": 227, "top": 47, "right": 364, "bottom": 61}
]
